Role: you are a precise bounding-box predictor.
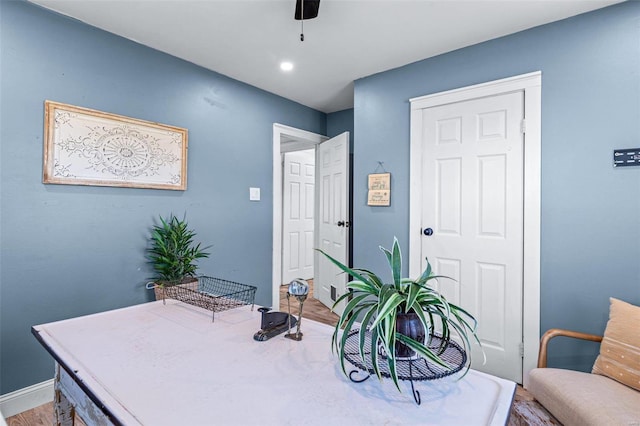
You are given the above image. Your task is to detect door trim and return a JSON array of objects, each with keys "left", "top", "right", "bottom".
[
  {"left": 272, "top": 124, "right": 327, "bottom": 309},
  {"left": 408, "top": 71, "right": 541, "bottom": 387}
]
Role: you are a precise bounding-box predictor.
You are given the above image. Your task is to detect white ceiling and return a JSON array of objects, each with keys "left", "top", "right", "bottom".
[{"left": 29, "top": 0, "right": 621, "bottom": 113}]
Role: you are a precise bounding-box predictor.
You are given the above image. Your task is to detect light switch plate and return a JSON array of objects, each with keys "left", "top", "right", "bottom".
[{"left": 249, "top": 187, "right": 260, "bottom": 201}]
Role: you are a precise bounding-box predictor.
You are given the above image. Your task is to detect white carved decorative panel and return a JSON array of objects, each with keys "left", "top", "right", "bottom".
[
  {"left": 434, "top": 258, "right": 461, "bottom": 306},
  {"left": 305, "top": 164, "right": 314, "bottom": 177},
  {"left": 333, "top": 145, "right": 343, "bottom": 165},
  {"left": 290, "top": 162, "right": 301, "bottom": 176},
  {"left": 436, "top": 117, "right": 462, "bottom": 145},
  {"left": 305, "top": 183, "right": 314, "bottom": 219},
  {"left": 478, "top": 155, "right": 507, "bottom": 238},
  {"left": 333, "top": 173, "right": 343, "bottom": 224},
  {"left": 477, "top": 262, "right": 506, "bottom": 349},
  {"left": 289, "top": 182, "right": 300, "bottom": 220},
  {"left": 304, "top": 231, "right": 314, "bottom": 268},
  {"left": 477, "top": 110, "right": 507, "bottom": 142},
  {"left": 288, "top": 233, "right": 300, "bottom": 269},
  {"left": 437, "top": 158, "right": 462, "bottom": 235},
  {"left": 323, "top": 149, "right": 331, "bottom": 167},
  {"left": 322, "top": 175, "right": 330, "bottom": 224},
  {"left": 43, "top": 101, "right": 188, "bottom": 190}
]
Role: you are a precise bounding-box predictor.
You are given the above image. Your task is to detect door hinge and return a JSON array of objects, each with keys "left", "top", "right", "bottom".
[
  {"left": 520, "top": 119, "right": 526, "bottom": 134},
  {"left": 519, "top": 342, "right": 525, "bottom": 358}
]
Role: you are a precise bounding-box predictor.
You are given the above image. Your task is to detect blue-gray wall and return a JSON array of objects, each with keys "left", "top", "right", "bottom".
[
  {"left": 327, "top": 108, "right": 354, "bottom": 144},
  {"left": 353, "top": 1, "right": 640, "bottom": 371},
  {"left": 0, "top": 0, "right": 325, "bottom": 394}
]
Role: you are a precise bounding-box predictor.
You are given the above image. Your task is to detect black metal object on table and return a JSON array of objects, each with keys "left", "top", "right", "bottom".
[
  {"left": 253, "top": 307, "right": 297, "bottom": 341},
  {"left": 342, "top": 328, "right": 467, "bottom": 405},
  {"left": 161, "top": 276, "right": 256, "bottom": 322}
]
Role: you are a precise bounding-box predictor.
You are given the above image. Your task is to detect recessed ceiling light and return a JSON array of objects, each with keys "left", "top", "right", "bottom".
[{"left": 280, "top": 62, "right": 294, "bottom": 72}]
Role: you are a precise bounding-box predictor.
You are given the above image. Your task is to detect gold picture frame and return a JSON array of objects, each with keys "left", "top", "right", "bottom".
[{"left": 43, "top": 100, "right": 188, "bottom": 190}]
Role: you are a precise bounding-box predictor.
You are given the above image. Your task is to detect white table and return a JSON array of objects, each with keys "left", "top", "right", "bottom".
[{"left": 33, "top": 300, "right": 515, "bottom": 425}]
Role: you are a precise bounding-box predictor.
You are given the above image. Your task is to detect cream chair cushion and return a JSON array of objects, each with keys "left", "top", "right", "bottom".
[
  {"left": 529, "top": 368, "right": 640, "bottom": 426},
  {"left": 592, "top": 297, "right": 640, "bottom": 391}
]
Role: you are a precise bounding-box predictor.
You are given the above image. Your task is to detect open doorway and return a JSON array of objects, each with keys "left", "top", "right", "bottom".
[
  {"left": 271, "top": 124, "right": 327, "bottom": 308},
  {"left": 271, "top": 124, "right": 350, "bottom": 319}
]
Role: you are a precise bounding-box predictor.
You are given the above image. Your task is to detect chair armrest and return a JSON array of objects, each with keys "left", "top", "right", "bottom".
[{"left": 537, "top": 328, "right": 603, "bottom": 368}]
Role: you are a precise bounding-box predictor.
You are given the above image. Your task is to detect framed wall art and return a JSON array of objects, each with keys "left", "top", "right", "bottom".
[
  {"left": 43, "top": 100, "right": 188, "bottom": 190},
  {"left": 367, "top": 172, "right": 391, "bottom": 206}
]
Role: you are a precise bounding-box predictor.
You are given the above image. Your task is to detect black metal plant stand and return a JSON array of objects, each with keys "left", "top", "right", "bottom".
[{"left": 342, "top": 329, "right": 467, "bottom": 405}]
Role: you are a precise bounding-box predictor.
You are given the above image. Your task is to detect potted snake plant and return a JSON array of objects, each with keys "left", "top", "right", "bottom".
[
  {"left": 318, "top": 237, "right": 481, "bottom": 391},
  {"left": 147, "top": 214, "right": 210, "bottom": 299}
]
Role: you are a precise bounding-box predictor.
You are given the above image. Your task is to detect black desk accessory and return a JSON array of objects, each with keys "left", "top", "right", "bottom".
[{"left": 253, "top": 307, "right": 297, "bottom": 341}]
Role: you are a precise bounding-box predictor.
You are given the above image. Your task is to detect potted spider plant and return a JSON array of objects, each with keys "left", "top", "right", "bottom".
[
  {"left": 147, "top": 214, "right": 211, "bottom": 300},
  {"left": 318, "top": 237, "right": 481, "bottom": 391}
]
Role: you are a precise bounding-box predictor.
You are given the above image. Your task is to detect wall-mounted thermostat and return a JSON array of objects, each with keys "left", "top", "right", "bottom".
[{"left": 613, "top": 148, "right": 640, "bottom": 167}]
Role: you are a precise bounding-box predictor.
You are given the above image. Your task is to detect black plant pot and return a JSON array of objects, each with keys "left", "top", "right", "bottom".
[{"left": 395, "top": 312, "right": 426, "bottom": 359}]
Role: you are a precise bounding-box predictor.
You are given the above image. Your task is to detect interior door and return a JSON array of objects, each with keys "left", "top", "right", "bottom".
[
  {"left": 420, "top": 92, "right": 525, "bottom": 383},
  {"left": 282, "top": 149, "right": 315, "bottom": 283},
  {"left": 315, "top": 132, "right": 350, "bottom": 316}
]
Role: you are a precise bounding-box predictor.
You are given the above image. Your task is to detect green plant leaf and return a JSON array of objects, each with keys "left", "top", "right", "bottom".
[
  {"left": 390, "top": 237, "right": 402, "bottom": 288},
  {"left": 370, "top": 292, "right": 403, "bottom": 328},
  {"left": 382, "top": 314, "right": 401, "bottom": 391},
  {"left": 147, "top": 214, "right": 210, "bottom": 282},
  {"left": 415, "top": 258, "right": 433, "bottom": 286},
  {"left": 370, "top": 327, "right": 382, "bottom": 380},
  {"left": 358, "top": 306, "right": 378, "bottom": 365},
  {"left": 336, "top": 304, "right": 368, "bottom": 377},
  {"left": 405, "top": 282, "right": 422, "bottom": 313}
]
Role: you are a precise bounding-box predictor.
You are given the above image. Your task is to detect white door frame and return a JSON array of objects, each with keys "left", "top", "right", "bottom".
[
  {"left": 408, "top": 71, "right": 541, "bottom": 387},
  {"left": 272, "top": 123, "right": 328, "bottom": 308}
]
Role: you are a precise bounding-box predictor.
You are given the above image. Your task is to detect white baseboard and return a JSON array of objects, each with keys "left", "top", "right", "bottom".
[{"left": 0, "top": 379, "right": 54, "bottom": 418}]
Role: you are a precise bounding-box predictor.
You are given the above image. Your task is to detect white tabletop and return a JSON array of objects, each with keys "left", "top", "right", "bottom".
[{"left": 33, "top": 300, "right": 515, "bottom": 425}]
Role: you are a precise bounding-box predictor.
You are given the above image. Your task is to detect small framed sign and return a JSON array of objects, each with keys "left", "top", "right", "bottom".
[
  {"left": 613, "top": 148, "right": 640, "bottom": 167},
  {"left": 367, "top": 173, "right": 391, "bottom": 206}
]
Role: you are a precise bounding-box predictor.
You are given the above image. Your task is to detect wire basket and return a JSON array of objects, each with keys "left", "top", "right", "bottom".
[{"left": 156, "top": 276, "right": 256, "bottom": 322}]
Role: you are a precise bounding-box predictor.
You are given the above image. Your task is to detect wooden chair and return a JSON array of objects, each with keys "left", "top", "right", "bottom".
[{"left": 536, "top": 328, "right": 602, "bottom": 368}]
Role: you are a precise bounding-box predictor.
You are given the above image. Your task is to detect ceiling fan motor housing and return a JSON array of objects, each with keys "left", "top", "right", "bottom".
[{"left": 295, "top": 0, "right": 320, "bottom": 20}]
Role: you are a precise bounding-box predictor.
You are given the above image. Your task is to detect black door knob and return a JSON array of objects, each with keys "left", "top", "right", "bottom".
[
  {"left": 337, "top": 221, "right": 345, "bottom": 227},
  {"left": 423, "top": 228, "right": 433, "bottom": 236}
]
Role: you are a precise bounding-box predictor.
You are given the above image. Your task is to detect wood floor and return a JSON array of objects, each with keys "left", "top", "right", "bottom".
[
  {"left": 509, "top": 390, "right": 560, "bottom": 426},
  {"left": 278, "top": 279, "right": 339, "bottom": 327},
  {"left": 6, "top": 402, "right": 85, "bottom": 426},
  {"left": 7, "top": 285, "right": 557, "bottom": 425}
]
